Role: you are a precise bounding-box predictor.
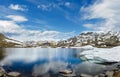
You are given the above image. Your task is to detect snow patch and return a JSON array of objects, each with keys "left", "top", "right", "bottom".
[
  {"left": 80, "top": 46, "right": 120, "bottom": 62},
  {"left": 5, "top": 39, "right": 22, "bottom": 44}
]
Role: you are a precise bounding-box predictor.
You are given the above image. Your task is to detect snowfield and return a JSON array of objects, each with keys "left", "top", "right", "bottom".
[
  {"left": 5, "top": 39, "right": 22, "bottom": 44},
  {"left": 80, "top": 45, "right": 120, "bottom": 62}
]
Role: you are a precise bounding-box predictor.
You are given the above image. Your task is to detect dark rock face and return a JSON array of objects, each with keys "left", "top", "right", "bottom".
[{"left": 0, "top": 33, "right": 21, "bottom": 48}]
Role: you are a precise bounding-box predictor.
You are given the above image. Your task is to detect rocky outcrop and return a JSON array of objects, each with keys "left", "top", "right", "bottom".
[{"left": 0, "top": 33, "right": 22, "bottom": 48}]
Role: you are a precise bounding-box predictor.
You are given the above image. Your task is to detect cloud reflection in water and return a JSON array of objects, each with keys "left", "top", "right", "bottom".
[{"left": 0, "top": 48, "right": 106, "bottom": 76}]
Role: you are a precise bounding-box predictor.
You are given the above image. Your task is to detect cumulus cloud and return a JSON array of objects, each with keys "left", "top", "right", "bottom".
[
  {"left": 6, "top": 15, "right": 28, "bottom": 22},
  {"left": 0, "top": 15, "right": 74, "bottom": 41},
  {"left": 74, "top": 62, "right": 106, "bottom": 75},
  {"left": 0, "top": 20, "right": 22, "bottom": 33},
  {"left": 9, "top": 30, "right": 75, "bottom": 41},
  {"left": 33, "top": 61, "right": 68, "bottom": 75},
  {"left": 81, "top": 0, "right": 120, "bottom": 32},
  {"left": 9, "top": 4, "right": 27, "bottom": 11}
]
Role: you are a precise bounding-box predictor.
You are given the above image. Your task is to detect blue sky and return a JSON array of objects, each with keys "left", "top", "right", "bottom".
[{"left": 0, "top": 0, "right": 119, "bottom": 41}]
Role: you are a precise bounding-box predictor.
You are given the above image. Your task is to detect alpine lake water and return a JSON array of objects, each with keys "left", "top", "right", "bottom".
[{"left": 0, "top": 48, "right": 107, "bottom": 77}]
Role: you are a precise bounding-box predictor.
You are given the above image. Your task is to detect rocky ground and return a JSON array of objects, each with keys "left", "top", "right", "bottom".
[
  {"left": 1, "top": 63, "right": 120, "bottom": 77},
  {"left": 79, "top": 64, "right": 120, "bottom": 77}
]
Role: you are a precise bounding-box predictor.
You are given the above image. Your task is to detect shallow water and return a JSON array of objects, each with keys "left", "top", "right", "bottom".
[{"left": 0, "top": 48, "right": 106, "bottom": 77}]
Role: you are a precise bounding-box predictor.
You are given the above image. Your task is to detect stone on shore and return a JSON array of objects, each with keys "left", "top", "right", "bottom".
[
  {"left": 98, "top": 73, "right": 105, "bottom": 77},
  {"left": 0, "top": 67, "right": 6, "bottom": 77},
  {"left": 8, "top": 72, "right": 21, "bottom": 77},
  {"left": 105, "top": 71, "right": 114, "bottom": 77},
  {"left": 113, "top": 71, "right": 120, "bottom": 77},
  {"left": 59, "top": 69, "right": 73, "bottom": 74},
  {"left": 80, "top": 73, "right": 93, "bottom": 77}
]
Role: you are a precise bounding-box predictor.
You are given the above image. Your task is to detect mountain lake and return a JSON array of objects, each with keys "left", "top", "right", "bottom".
[{"left": 0, "top": 48, "right": 107, "bottom": 77}]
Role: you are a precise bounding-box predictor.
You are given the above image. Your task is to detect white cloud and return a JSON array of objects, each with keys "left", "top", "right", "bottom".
[
  {"left": 83, "top": 24, "right": 94, "bottom": 28},
  {"left": 6, "top": 15, "right": 28, "bottom": 22},
  {"left": 0, "top": 20, "right": 22, "bottom": 33},
  {"left": 81, "top": 0, "right": 120, "bottom": 32},
  {"left": 10, "top": 30, "right": 75, "bottom": 41},
  {"left": 9, "top": 4, "right": 27, "bottom": 11},
  {"left": 65, "top": 2, "right": 70, "bottom": 7},
  {"left": 0, "top": 15, "right": 75, "bottom": 41},
  {"left": 37, "top": 4, "right": 52, "bottom": 11},
  {"left": 37, "top": 2, "right": 71, "bottom": 11}
]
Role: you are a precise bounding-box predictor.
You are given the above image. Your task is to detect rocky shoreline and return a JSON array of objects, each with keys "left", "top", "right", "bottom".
[
  {"left": 1, "top": 63, "right": 120, "bottom": 77},
  {"left": 35, "top": 63, "right": 120, "bottom": 77},
  {"left": 78, "top": 63, "right": 120, "bottom": 77}
]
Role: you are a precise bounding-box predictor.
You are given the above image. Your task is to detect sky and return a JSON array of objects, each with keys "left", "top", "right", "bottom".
[{"left": 0, "top": 0, "right": 120, "bottom": 41}]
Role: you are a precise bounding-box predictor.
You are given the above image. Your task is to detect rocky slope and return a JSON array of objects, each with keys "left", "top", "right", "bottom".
[
  {"left": 0, "top": 33, "right": 22, "bottom": 47},
  {"left": 57, "top": 31, "right": 120, "bottom": 48}
]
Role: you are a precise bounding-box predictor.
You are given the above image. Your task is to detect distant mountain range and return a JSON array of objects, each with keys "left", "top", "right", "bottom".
[{"left": 0, "top": 31, "right": 120, "bottom": 48}]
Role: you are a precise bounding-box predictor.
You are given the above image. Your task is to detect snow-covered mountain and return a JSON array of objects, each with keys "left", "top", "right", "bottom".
[
  {"left": 0, "top": 31, "right": 120, "bottom": 48},
  {"left": 0, "top": 33, "right": 23, "bottom": 47},
  {"left": 57, "top": 31, "right": 120, "bottom": 48},
  {"left": 22, "top": 41, "right": 58, "bottom": 47}
]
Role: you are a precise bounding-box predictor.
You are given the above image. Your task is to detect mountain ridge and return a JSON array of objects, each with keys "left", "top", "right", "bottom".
[{"left": 0, "top": 31, "right": 120, "bottom": 48}]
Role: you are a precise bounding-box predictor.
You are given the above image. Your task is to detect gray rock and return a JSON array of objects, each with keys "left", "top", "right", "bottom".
[
  {"left": 8, "top": 72, "right": 21, "bottom": 77},
  {"left": 105, "top": 71, "right": 114, "bottom": 77},
  {"left": 0, "top": 67, "right": 6, "bottom": 77},
  {"left": 94, "top": 75, "right": 99, "bottom": 77},
  {"left": 80, "top": 73, "right": 93, "bottom": 77},
  {"left": 98, "top": 73, "right": 105, "bottom": 77}
]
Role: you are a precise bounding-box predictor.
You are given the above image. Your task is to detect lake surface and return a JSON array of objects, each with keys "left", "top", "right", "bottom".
[{"left": 0, "top": 48, "right": 106, "bottom": 77}]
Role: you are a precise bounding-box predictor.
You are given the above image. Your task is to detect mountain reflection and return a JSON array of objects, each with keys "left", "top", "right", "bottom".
[
  {"left": 0, "top": 48, "right": 107, "bottom": 77},
  {"left": 0, "top": 49, "right": 5, "bottom": 60},
  {"left": 0, "top": 48, "right": 81, "bottom": 65}
]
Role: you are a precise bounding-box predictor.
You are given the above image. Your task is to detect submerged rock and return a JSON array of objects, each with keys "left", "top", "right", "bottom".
[
  {"left": 59, "top": 69, "right": 73, "bottom": 74},
  {"left": 74, "top": 62, "right": 106, "bottom": 75},
  {"left": 59, "top": 69, "right": 76, "bottom": 77}
]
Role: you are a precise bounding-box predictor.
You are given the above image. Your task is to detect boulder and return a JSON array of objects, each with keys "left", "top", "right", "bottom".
[
  {"left": 105, "top": 71, "right": 114, "bottom": 77},
  {"left": 59, "top": 69, "right": 73, "bottom": 74},
  {"left": 98, "top": 73, "right": 105, "bottom": 77},
  {"left": 8, "top": 72, "right": 21, "bottom": 77},
  {"left": 80, "top": 73, "right": 93, "bottom": 77},
  {"left": 113, "top": 71, "right": 120, "bottom": 77},
  {"left": 94, "top": 75, "right": 99, "bottom": 77},
  {"left": 0, "top": 67, "right": 6, "bottom": 77}
]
